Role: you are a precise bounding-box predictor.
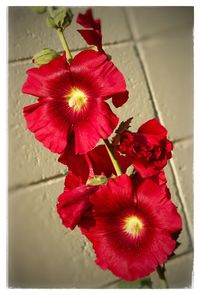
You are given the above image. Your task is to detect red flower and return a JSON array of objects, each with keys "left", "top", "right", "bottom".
[
  {"left": 80, "top": 174, "right": 182, "bottom": 281},
  {"left": 77, "top": 9, "right": 103, "bottom": 52},
  {"left": 22, "top": 49, "right": 128, "bottom": 154},
  {"left": 118, "top": 119, "right": 173, "bottom": 177}
]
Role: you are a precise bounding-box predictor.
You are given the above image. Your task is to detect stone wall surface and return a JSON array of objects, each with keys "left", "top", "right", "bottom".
[{"left": 8, "top": 6, "right": 194, "bottom": 288}]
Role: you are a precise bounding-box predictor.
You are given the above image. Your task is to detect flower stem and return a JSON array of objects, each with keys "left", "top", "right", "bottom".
[
  {"left": 56, "top": 29, "right": 73, "bottom": 62},
  {"left": 157, "top": 265, "right": 169, "bottom": 288},
  {"left": 103, "top": 139, "right": 122, "bottom": 176}
]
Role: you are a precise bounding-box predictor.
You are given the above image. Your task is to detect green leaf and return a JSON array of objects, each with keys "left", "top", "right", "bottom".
[
  {"left": 117, "top": 277, "right": 153, "bottom": 289},
  {"left": 31, "top": 7, "right": 47, "bottom": 14},
  {"left": 32, "top": 48, "right": 59, "bottom": 66}
]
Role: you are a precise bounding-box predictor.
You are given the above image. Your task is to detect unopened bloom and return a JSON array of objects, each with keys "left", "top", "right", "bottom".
[
  {"left": 80, "top": 174, "right": 182, "bottom": 281},
  {"left": 118, "top": 118, "right": 173, "bottom": 177},
  {"left": 22, "top": 50, "right": 128, "bottom": 154}
]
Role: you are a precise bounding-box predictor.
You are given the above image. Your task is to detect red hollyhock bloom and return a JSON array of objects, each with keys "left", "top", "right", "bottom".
[
  {"left": 22, "top": 49, "right": 128, "bottom": 154},
  {"left": 80, "top": 174, "right": 182, "bottom": 281},
  {"left": 118, "top": 118, "right": 173, "bottom": 177},
  {"left": 77, "top": 9, "right": 103, "bottom": 52}
]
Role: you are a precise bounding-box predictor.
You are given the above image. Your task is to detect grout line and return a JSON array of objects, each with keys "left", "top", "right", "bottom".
[
  {"left": 172, "top": 135, "right": 193, "bottom": 145},
  {"left": 124, "top": 7, "right": 193, "bottom": 245},
  {"left": 133, "top": 21, "right": 193, "bottom": 44},
  {"left": 9, "top": 173, "right": 66, "bottom": 193},
  {"left": 123, "top": 7, "right": 193, "bottom": 43},
  {"left": 133, "top": 44, "right": 158, "bottom": 118},
  {"left": 8, "top": 38, "right": 133, "bottom": 65}
]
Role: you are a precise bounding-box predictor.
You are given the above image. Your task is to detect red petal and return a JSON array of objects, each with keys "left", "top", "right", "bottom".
[
  {"left": 71, "top": 50, "right": 128, "bottom": 106},
  {"left": 137, "top": 179, "right": 182, "bottom": 233},
  {"left": 23, "top": 101, "right": 72, "bottom": 154},
  {"left": 89, "top": 175, "right": 133, "bottom": 215},
  {"left": 22, "top": 53, "right": 71, "bottom": 99},
  {"left": 138, "top": 118, "right": 167, "bottom": 138},
  {"left": 58, "top": 136, "right": 89, "bottom": 183},
  {"left": 77, "top": 29, "right": 103, "bottom": 52},
  {"left": 74, "top": 101, "right": 119, "bottom": 154},
  {"left": 57, "top": 184, "right": 98, "bottom": 230},
  {"left": 112, "top": 91, "right": 129, "bottom": 108},
  {"left": 77, "top": 9, "right": 101, "bottom": 31}
]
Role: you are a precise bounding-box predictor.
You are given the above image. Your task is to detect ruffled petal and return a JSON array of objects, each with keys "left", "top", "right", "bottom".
[
  {"left": 22, "top": 53, "right": 71, "bottom": 99},
  {"left": 74, "top": 100, "right": 118, "bottom": 154},
  {"left": 23, "top": 101, "right": 72, "bottom": 154},
  {"left": 77, "top": 9, "right": 101, "bottom": 30},
  {"left": 77, "top": 29, "right": 103, "bottom": 52},
  {"left": 138, "top": 118, "right": 167, "bottom": 138},
  {"left": 58, "top": 136, "right": 89, "bottom": 183},
  {"left": 71, "top": 50, "right": 128, "bottom": 106},
  {"left": 57, "top": 184, "right": 98, "bottom": 230},
  {"left": 89, "top": 175, "right": 134, "bottom": 215}
]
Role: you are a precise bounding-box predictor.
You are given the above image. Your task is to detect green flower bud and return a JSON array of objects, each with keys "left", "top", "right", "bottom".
[
  {"left": 47, "top": 7, "right": 73, "bottom": 30},
  {"left": 54, "top": 8, "right": 73, "bottom": 30},
  {"left": 32, "top": 48, "right": 59, "bottom": 66}
]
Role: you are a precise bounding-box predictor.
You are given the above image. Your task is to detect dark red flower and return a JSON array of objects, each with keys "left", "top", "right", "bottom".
[
  {"left": 118, "top": 119, "right": 173, "bottom": 177},
  {"left": 77, "top": 9, "right": 103, "bottom": 52},
  {"left": 22, "top": 49, "right": 128, "bottom": 154},
  {"left": 80, "top": 174, "right": 182, "bottom": 281}
]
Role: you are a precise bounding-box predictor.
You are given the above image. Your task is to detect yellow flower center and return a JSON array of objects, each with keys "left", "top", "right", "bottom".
[
  {"left": 123, "top": 215, "right": 144, "bottom": 237},
  {"left": 66, "top": 87, "right": 87, "bottom": 112}
]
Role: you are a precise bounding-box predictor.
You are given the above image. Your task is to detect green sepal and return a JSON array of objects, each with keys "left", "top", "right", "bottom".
[
  {"left": 32, "top": 48, "right": 59, "bottom": 66},
  {"left": 31, "top": 7, "right": 47, "bottom": 14},
  {"left": 86, "top": 175, "right": 108, "bottom": 186}
]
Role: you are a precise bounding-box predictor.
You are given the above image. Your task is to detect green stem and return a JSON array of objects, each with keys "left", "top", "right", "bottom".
[
  {"left": 103, "top": 139, "right": 122, "bottom": 176},
  {"left": 47, "top": 6, "right": 72, "bottom": 62},
  {"left": 157, "top": 265, "right": 169, "bottom": 288},
  {"left": 56, "top": 29, "right": 73, "bottom": 62}
]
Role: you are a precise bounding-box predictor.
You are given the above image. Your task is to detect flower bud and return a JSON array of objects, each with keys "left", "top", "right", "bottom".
[
  {"left": 32, "top": 48, "right": 59, "bottom": 66},
  {"left": 46, "top": 8, "right": 73, "bottom": 30}
]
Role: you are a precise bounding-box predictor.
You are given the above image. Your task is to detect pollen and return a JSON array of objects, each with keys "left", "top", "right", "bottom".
[
  {"left": 66, "top": 87, "right": 87, "bottom": 112},
  {"left": 123, "top": 215, "right": 144, "bottom": 237}
]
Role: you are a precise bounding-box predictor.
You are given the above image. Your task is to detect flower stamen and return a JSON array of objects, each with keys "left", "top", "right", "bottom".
[
  {"left": 123, "top": 215, "right": 143, "bottom": 237},
  {"left": 66, "top": 87, "right": 87, "bottom": 112}
]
